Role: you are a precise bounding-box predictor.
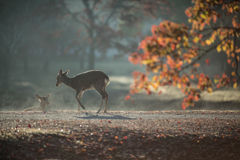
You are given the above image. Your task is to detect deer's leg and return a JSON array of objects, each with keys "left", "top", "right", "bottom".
[
  {"left": 94, "top": 86, "right": 106, "bottom": 113},
  {"left": 77, "top": 91, "right": 84, "bottom": 111},
  {"left": 103, "top": 87, "right": 108, "bottom": 113},
  {"left": 97, "top": 99, "right": 104, "bottom": 114},
  {"left": 76, "top": 90, "right": 85, "bottom": 111}
]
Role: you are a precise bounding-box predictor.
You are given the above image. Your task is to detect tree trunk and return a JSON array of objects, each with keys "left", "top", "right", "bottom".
[
  {"left": 88, "top": 46, "right": 95, "bottom": 70},
  {"left": 79, "top": 51, "right": 86, "bottom": 70},
  {"left": 23, "top": 54, "right": 29, "bottom": 73},
  {"left": 0, "top": 54, "right": 3, "bottom": 91},
  {"left": 100, "top": 51, "right": 107, "bottom": 60},
  {"left": 1, "top": 51, "right": 10, "bottom": 90}
]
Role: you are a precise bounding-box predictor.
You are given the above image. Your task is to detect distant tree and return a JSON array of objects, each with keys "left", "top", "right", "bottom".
[
  {"left": 128, "top": 0, "right": 240, "bottom": 109},
  {"left": 37, "top": 0, "right": 174, "bottom": 69},
  {"left": 0, "top": 0, "right": 30, "bottom": 90}
]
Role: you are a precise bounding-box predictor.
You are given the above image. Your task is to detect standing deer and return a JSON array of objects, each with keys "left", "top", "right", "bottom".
[
  {"left": 24, "top": 94, "right": 50, "bottom": 112},
  {"left": 56, "top": 70, "right": 110, "bottom": 113}
]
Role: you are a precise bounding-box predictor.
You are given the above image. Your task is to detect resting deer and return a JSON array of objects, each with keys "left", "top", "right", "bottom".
[
  {"left": 24, "top": 94, "right": 50, "bottom": 112},
  {"left": 56, "top": 70, "right": 110, "bottom": 113}
]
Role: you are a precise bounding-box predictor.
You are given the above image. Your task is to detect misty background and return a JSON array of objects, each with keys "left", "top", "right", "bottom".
[{"left": 0, "top": 0, "right": 239, "bottom": 112}]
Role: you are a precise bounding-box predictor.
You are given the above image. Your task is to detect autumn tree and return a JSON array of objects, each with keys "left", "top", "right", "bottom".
[{"left": 128, "top": 0, "right": 240, "bottom": 109}]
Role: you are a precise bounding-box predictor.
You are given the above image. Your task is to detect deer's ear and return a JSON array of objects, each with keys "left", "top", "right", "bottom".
[
  {"left": 46, "top": 94, "right": 50, "bottom": 99},
  {"left": 63, "top": 70, "right": 69, "bottom": 75},
  {"left": 59, "top": 69, "right": 63, "bottom": 75},
  {"left": 36, "top": 94, "right": 41, "bottom": 100}
]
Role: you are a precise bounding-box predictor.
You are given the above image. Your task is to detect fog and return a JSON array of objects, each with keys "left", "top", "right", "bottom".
[{"left": 0, "top": 0, "right": 239, "bottom": 112}]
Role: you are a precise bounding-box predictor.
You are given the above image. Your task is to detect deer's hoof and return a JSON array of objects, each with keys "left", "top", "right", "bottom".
[{"left": 104, "top": 110, "right": 107, "bottom": 113}]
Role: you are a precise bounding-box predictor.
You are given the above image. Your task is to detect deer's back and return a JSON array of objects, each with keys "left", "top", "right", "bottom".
[{"left": 71, "top": 70, "right": 109, "bottom": 90}]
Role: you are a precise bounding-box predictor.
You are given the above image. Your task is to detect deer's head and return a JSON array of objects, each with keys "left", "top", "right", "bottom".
[
  {"left": 56, "top": 69, "right": 69, "bottom": 87},
  {"left": 36, "top": 94, "right": 50, "bottom": 105}
]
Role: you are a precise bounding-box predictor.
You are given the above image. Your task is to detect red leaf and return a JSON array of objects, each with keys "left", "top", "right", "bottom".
[
  {"left": 190, "top": 75, "right": 194, "bottom": 80},
  {"left": 182, "top": 102, "right": 186, "bottom": 110},
  {"left": 124, "top": 95, "right": 131, "bottom": 101},
  {"left": 158, "top": 91, "right": 162, "bottom": 95},
  {"left": 205, "top": 59, "right": 209, "bottom": 66},
  {"left": 151, "top": 25, "right": 158, "bottom": 35},
  {"left": 171, "top": 44, "right": 176, "bottom": 50},
  {"left": 227, "top": 59, "right": 231, "bottom": 64},
  {"left": 213, "top": 15, "right": 217, "bottom": 23},
  {"left": 222, "top": 73, "right": 226, "bottom": 78},
  {"left": 194, "top": 96, "right": 199, "bottom": 102},
  {"left": 108, "top": 120, "right": 111, "bottom": 123},
  {"left": 28, "top": 124, "right": 31, "bottom": 128},
  {"left": 128, "top": 52, "right": 141, "bottom": 65},
  {"left": 123, "top": 136, "right": 128, "bottom": 140}
]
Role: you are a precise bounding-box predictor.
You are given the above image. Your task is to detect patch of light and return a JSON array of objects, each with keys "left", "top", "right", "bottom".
[
  {"left": 15, "top": 82, "right": 39, "bottom": 89},
  {"left": 109, "top": 76, "right": 134, "bottom": 84}
]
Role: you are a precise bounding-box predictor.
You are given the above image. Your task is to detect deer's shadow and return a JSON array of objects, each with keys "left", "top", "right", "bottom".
[{"left": 73, "top": 113, "right": 136, "bottom": 120}]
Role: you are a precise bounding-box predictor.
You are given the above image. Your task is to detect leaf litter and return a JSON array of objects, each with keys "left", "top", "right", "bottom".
[{"left": 0, "top": 111, "right": 240, "bottom": 159}]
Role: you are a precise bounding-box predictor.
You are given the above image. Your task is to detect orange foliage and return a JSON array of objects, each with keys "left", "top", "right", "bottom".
[{"left": 128, "top": 0, "right": 240, "bottom": 109}]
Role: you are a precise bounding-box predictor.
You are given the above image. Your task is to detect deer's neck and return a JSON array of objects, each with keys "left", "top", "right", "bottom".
[
  {"left": 39, "top": 103, "right": 46, "bottom": 108},
  {"left": 62, "top": 76, "right": 73, "bottom": 88},
  {"left": 39, "top": 102, "right": 46, "bottom": 111}
]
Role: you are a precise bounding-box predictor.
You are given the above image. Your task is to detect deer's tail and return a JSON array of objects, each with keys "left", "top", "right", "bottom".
[{"left": 104, "top": 77, "right": 110, "bottom": 86}]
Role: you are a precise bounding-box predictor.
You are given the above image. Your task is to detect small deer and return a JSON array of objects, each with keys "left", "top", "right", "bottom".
[
  {"left": 24, "top": 94, "right": 50, "bottom": 112},
  {"left": 56, "top": 70, "right": 110, "bottom": 113}
]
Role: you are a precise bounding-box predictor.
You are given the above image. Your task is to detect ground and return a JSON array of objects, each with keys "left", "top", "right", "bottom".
[
  {"left": 1, "top": 110, "right": 240, "bottom": 159},
  {"left": 1, "top": 57, "right": 240, "bottom": 159}
]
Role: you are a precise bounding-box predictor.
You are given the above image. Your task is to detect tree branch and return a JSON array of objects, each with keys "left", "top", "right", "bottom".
[
  {"left": 181, "top": 39, "right": 226, "bottom": 71},
  {"left": 92, "top": 0, "right": 121, "bottom": 46},
  {"left": 63, "top": 2, "right": 90, "bottom": 32},
  {"left": 24, "top": 0, "right": 30, "bottom": 15},
  {"left": 200, "top": 27, "right": 240, "bottom": 32},
  {"left": 91, "top": 0, "right": 100, "bottom": 11}
]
